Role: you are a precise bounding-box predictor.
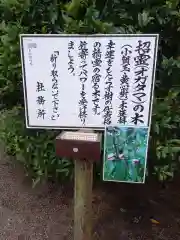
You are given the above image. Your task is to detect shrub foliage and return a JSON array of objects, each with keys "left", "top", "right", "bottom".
[{"left": 0, "top": 0, "right": 180, "bottom": 184}]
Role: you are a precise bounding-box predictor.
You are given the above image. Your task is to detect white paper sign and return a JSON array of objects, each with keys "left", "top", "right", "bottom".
[{"left": 20, "top": 34, "right": 159, "bottom": 129}]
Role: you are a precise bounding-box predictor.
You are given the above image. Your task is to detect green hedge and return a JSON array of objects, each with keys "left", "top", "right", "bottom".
[{"left": 0, "top": 0, "right": 180, "bottom": 184}]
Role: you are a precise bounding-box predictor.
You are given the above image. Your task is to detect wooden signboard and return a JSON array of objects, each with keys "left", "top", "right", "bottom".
[
  {"left": 20, "top": 33, "right": 159, "bottom": 240},
  {"left": 20, "top": 34, "right": 158, "bottom": 130}
]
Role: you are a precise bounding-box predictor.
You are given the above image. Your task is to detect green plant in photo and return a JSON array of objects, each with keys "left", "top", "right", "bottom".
[{"left": 103, "top": 126, "right": 148, "bottom": 183}]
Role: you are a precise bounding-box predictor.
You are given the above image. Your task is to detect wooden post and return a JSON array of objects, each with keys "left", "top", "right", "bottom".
[
  {"left": 74, "top": 159, "right": 93, "bottom": 240},
  {"left": 55, "top": 130, "right": 101, "bottom": 240}
]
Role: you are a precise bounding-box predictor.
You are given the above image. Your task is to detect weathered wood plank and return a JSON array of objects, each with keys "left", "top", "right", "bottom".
[{"left": 74, "top": 159, "right": 93, "bottom": 240}]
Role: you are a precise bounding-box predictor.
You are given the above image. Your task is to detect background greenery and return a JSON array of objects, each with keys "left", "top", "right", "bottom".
[{"left": 0, "top": 0, "right": 180, "bottom": 185}]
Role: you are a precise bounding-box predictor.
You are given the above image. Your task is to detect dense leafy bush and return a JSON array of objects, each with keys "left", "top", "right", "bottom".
[
  {"left": 0, "top": 0, "right": 180, "bottom": 184},
  {"left": 0, "top": 106, "right": 73, "bottom": 186}
]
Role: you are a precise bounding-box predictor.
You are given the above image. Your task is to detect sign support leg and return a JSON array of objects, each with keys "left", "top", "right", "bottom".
[{"left": 74, "top": 159, "right": 93, "bottom": 240}]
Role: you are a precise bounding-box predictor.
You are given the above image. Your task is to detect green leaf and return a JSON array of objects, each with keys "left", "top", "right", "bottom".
[
  {"left": 32, "top": 176, "right": 41, "bottom": 188},
  {"left": 171, "top": 147, "right": 180, "bottom": 153},
  {"left": 165, "top": 171, "right": 173, "bottom": 177},
  {"left": 168, "top": 139, "right": 180, "bottom": 144},
  {"left": 138, "top": 11, "right": 154, "bottom": 27},
  {"left": 159, "top": 173, "right": 164, "bottom": 181}
]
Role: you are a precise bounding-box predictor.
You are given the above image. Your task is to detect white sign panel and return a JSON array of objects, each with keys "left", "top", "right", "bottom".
[{"left": 20, "top": 34, "right": 159, "bottom": 129}]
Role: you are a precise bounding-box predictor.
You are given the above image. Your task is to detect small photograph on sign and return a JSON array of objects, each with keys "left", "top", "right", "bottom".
[{"left": 103, "top": 125, "right": 149, "bottom": 183}]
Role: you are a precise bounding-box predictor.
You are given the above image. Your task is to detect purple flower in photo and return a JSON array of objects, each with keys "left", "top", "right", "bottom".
[
  {"left": 107, "top": 153, "right": 115, "bottom": 161},
  {"left": 132, "top": 159, "right": 140, "bottom": 165}
]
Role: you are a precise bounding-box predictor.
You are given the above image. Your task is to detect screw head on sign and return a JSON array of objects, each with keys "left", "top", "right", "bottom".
[{"left": 73, "top": 148, "right": 79, "bottom": 153}]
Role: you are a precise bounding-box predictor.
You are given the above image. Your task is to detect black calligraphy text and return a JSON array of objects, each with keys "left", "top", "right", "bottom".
[
  {"left": 68, "top": 41, "right": 75, "bottom": 75},
  {"left": 78, "top": 41, "right": 88, "bottom": 124},
  {"left": 91, "top": 42, "right": 102, "bottom": 115},
  {"left": 36, "top": 81, "right": 46, "bottom": 119},
  {"left": 131, "top": 40, "right": 151, "bottom": 125},
  {"left": 50, "top": 51, "right": 60, "bottom": 121},
  {"left": 118, "top": 45, "right": 132, "bottom": 124},
  {"left": 103, "top": 40, "right": 115, "bottom": 125}
]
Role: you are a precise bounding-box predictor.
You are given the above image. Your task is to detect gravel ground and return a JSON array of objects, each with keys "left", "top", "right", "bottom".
[{"left": 0, "top": 147, "right": 180, "bottom": 239}]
